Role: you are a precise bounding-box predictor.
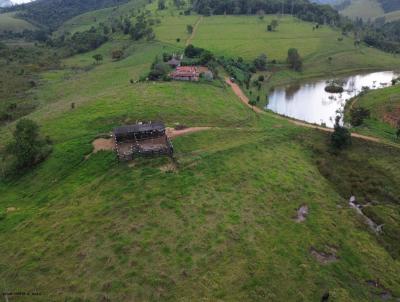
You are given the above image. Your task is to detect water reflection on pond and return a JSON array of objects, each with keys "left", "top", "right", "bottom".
[{"left": 266, "top": 71, "right": 398, "bottom": 128}]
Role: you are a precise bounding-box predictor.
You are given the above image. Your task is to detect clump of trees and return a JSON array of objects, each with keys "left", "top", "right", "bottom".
[
  {"left": 350, "top": 107, "right": 370, "bottom": 126},
  {"left": 130, "top": 14, "right": 155, "bottom": 41},
  {"left": 4, "top": 119, "right": 52, "bottom": 174},
  {"left": 267, "top": 20, "right": 279, "bottom": 32},
  {"left": 92, "top": 54, "right": 103, "bottom": 64},
  {"left": 148, "top": 56, "right": 171, "bottom": 80},
  {"left": 49, "top": 26, "right": 108, "bottom": 55},
  {"left": 331, "top": 116, "right": 351, "bottom": 150},
  {"left": 112, "top": 49, "right": 124, "bottom": 61},
  {"left": 287, "top": 48, "right": 302, "bottom": 71},
  {"left": 183, "top": 44, "right": 214, "bottom": 65},
  {"left": 253, "top": 53, "right": 267, "bottom": 71}
]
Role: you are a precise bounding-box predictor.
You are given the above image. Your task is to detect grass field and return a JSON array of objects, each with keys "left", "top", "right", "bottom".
[
  {"left": 345, "top": 84, "right": 400, "bottom": 142},
  {"left": 1, "top": 8, "right": 400, "bottom": 301},
  {"left": 155, "top": 14, "right": 400, "bottom": 87},
  {"left": 0, "top": 12, "right": 37, "bottom": 32}
]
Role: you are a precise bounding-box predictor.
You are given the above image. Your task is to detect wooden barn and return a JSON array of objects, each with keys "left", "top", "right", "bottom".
[{"left": 113, "top": 121, "right": 173, "bottom": 160}]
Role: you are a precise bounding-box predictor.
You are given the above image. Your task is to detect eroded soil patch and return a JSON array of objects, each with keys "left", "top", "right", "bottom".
[
  {"left": 310, "top": 246, "right": 338, "bottom": 264},
  {"left": 294, "top": 204, "right": 308, "bottom": 222}
]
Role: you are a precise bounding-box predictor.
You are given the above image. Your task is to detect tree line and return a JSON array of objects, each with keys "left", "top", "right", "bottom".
[{"left": 191, "top": 0, "right": 340, "bottom": 25}]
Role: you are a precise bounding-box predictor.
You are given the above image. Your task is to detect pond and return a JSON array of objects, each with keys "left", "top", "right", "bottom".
[{"left": 266, "top": 71, "right": 398, "bottom": 128}]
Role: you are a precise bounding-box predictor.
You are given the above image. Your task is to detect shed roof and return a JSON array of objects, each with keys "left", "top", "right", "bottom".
[{"left": 114, "top": 122, "right": 165, "bottom": 135}]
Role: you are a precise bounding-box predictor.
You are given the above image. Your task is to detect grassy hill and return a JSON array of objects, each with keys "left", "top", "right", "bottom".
[
  {"left": 1, "top": 2, "right": 400, "bottom": 301},
  {"left": 0, "top": 12, "right": 36, "bottom": 32},
  {"left": 345, "top": 83, "right": 400, "bottom": 142}
]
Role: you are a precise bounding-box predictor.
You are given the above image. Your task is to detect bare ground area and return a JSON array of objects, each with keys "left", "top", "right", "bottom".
[
  {"left": 92, "top": 138, "right": 114, "bottom": 153},
  {"left": 310, "top": 246, "right": 339, "bottom": 264},
  {"left": 294, "top": 204, "right": 309, "bottom": 223}
]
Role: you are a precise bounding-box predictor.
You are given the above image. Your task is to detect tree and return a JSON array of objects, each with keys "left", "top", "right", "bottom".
[
  {"left": 6, "top": 119, "right": 51, "bottom": 170},
  {"left": 148, "top": 56, "right": 171, "bottom": 80},
  {"left": 253, "top": 53, "right": 267, "bottom": 71},
  {"left": 287, "top": 48, "right": 303, "bottom": 71},
  {"left": 270, "top": 19, "right": 279, "bottom": 31},
  {"left": 112, "top": 49, "right": 124, "bottom": 60},
  {"left": 92, "top": 54, "right": 103, "bottom": 64},
  {"left": 350, "top": 107, "right": 370, "bottom": 126},
  {"left": 331, "top": 116, "right": 351, "bottom": 150},
  {"left": 187, "top": 24, "right": 193, "bottom": 34},
  {"left": 158, "top": 0, "right": 166, "bottom": 10}
]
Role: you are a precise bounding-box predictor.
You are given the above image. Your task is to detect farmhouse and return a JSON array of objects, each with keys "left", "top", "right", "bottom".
[
  {"left": 171, "top": 66, "right": 200, "bottom": 81},
  {"left": 113, "top": 121, "right": 173, "bottom": 160}
]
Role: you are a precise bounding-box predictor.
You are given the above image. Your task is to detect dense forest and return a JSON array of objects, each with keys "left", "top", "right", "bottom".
[
  {"left": 378, "top": 0, "right": 400, "bottom": 13},
  {"left": 363, "top": 20, "right": 400, "bottom": 53},
  {"left": 191, "top": 0, "right": 340, "bottom": 24},
  {"left": 3, "top": 0, "right": 132, "bottom": 30}
]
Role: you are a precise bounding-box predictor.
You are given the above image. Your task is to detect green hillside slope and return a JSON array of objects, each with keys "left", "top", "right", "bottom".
[
  {"left": 1, "top": 3, "right": 400, "bottom": 301},
  {"left": 0, "top": 12, "right": 36, "bottom": 32},
  {"left": 346, "top": 83, "right": 400, "bottom": 141}
]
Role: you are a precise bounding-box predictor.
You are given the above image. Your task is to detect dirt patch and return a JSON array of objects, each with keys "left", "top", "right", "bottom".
[
  {"left": 310, "top": 246, "right": 338, "bottom": 264},
  {"left": 92, "top": 138, "right": 114, "bottom": 153},
  {"left": 159, "top": 162, "right": 178, "bottom": 173},
  {"left": 295, "top": 204, "right": 308, "bottom": 222},
  {"left": 166, "top": 127, "right": 211, "bottom": 139},
  {"left": 383, "top": 106, "right": 400, "bottom": 127}
]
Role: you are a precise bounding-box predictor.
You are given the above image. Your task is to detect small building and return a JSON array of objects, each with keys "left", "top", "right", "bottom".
[
  {"left": 167, "top": 57, "right": 181, "bottom": 68},
  {"left": 113, "top": 121, "right": 173, "bottom": 160},
  {"left": 170, "top": 66, "right": 200, "bottom": 81}
]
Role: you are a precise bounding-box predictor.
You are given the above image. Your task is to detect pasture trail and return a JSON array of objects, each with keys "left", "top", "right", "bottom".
[
  {"left": 186, "top": 16, "right": 203, "bottom": 46},
  {"left": 225, "top": 77, "right": 400, "bottom": 148}
]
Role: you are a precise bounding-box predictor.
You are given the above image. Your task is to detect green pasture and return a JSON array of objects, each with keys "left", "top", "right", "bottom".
[{"left": 1, "top": 9, "right": 400, "bottom": 301}]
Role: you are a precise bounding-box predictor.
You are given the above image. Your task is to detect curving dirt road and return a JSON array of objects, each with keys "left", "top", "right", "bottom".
[{"left": 225, "top": 77, "right": 389, "bottom": 145}]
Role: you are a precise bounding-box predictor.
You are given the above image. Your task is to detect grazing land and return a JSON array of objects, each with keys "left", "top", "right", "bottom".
[{"left": 1, "top": 2, "right": 400, "bottom": 301}]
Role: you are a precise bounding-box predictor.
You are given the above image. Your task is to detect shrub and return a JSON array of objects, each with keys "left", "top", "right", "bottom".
[
  {"left": 331, "top": 116, "right": 351, "bottom": 150},
  {"left": 253, "top": 53, "right": 267, "bottom": 71},
  {"left": 6, "top": 119, "right": 52, "bottom": 171},
  {"left": 350, "top": 107, "right": 370, "bottom": 126},
  {"left": 287, "top": 48, "right": 302, "bottom": 71},
  {"left": 258, "top": 75, "right": 265, "bottom": 82}
]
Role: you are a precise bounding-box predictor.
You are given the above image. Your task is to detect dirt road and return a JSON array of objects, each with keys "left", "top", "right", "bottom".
[
  {"left": 166, "top": 127, "right": 211, "bottom": 138},
  {"left": 225, "top": 77, "right": 386, "bottom": 145},
  {"left": 186, "top": 16, "right": 203, "bottom": 46}
]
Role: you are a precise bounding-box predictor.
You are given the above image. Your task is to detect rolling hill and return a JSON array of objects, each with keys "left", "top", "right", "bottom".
[{"left": 1, "top": 0, "right": 400, "bottom": 301}]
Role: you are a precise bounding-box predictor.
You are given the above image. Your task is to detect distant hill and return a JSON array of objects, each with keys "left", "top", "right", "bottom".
[
  {"left": 7, "top": 0, "right": 131, "bottom": 30},
  {"left": 338, "top": 0, "right": 400, "bottom": 20}
]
